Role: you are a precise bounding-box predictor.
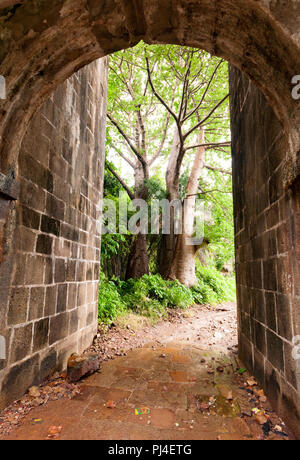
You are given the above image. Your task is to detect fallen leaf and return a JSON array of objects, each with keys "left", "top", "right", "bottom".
[
  {"left": 106, "top": 400, "right": 117, "bottom": 409},
  {"left": 198, "top": 402, "right": 210, "bottom": 412},
  {"left": 28, "top": 386, "right": 41, "bottom": 398},
  {"left": 135, "top": 407, "right": 150, "bottom": 415},
  {"left": 31, "top": 418, "right": 43, "bottom": 425},
  {"left": 256, "top": 414, "right": 268, "bottom": 425},
  {"left": 247, "top": 378, "right": 258, "bottom": 387},
  {"left": 47, "top": 426, "right": 62, "bottom": 439},
  {"left": 217, "top": 384, "right": 233, "bottom": 400}
]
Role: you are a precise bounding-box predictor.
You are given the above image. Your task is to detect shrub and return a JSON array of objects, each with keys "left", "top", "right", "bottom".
[
  {"left": 193, "top": 263, "right": 236, "bottom": 304},
  {"left": 98, "top": 268, "right": 236, "bottom": 324},
  {"left": 167, "top": 281, "right": 194, "bottom": 309},
  {"left": 98, "top": 274, "right": 125, "bottom": 323}
]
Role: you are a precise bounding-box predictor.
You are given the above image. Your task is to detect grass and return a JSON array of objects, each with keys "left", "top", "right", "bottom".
[{"left": 114, "top": 312, "right": 156, "bottom": 331}]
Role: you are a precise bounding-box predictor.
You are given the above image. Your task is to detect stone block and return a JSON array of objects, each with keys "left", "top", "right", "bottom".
[
  {"left": 28, "top": 287, "right": 45, "bottom": 321},
  {"left": 7, "top": 288, "right": 29, "bottom": 326},
  {"left": 49, "top": 312, "right": 69, "bottom": 345},
  {"left": 276, "top": 293, "right": 293, "bottom": 341},
  {"left": 57, "top": 284, "right": 67, "bottom": 313},
  {"left": 36, "top": 234, "right": 53, "bottom": 255},
  {"left": 0, "top": 355, "right": 40, "bottom": 410},
  {"left": 33, "top": 318, "right": 49, "bottom": 352},
  {"left": 41, "top": 214, "right": 60, "bottom": 237},
  {"left": 267, "top": 330, "right": 284, "bottom": 371},
  {"left": 10, "top": 323, "right": 33, "bottom": 363},
  {"left": 44, "top": 285, "right": 57, "bottom": 317},
  {"left": 67, "top": 353, "right": 100, "bottom": 382}
]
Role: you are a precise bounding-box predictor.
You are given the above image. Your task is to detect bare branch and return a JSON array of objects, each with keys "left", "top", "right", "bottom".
[
  {"left": 178, "top": 56, "right": 192, "bottom": 120},
  {"left": 183, "top": 60, "right": 224, "bottom": 123},
  {"left": 185, "top": 141, "right": 231, "bottom": 151},
  {"left": 146, "top": 58, "right": 179, "bottom": 125},
  {"left": 110, "top": 145, "right": 135, "bottom": 169},
  {"left": 183, "top": 94, "right": 229, "bottom": 140},
  {"left": 204, "top": 164, "right": 232, "bottom": 176},
  {"left": 106, "top": 163, "right": 135, "bottom": 200},
  {"left": 107, "top": 113, "right": 147, "bottom": 168}
]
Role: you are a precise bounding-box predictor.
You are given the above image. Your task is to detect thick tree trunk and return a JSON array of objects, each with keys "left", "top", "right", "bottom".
[
  {"left": 169, "top": 232, "right": 199, "bottom": 287},
  {"left": 125, "top": 163, "right": 150, "bottom": 280},
  {"left": 159, "top": 232, "right": 177, "bottom": 279},
  {"left": 169, "top": 131, "right": 206, "bottom": 287},
  {"left": 125, "top": 234, "right": 149, "bottom": 279},
  {"left": 159, "top": 129, "right": 182, "bottom": 278}
]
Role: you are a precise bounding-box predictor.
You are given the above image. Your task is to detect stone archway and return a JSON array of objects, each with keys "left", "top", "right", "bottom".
[
  {"left": 0, "top": 0, "right": 299, "bottom": 173},
  {"left": 0, "top": 0, "right": 300, "bottom": 437}
]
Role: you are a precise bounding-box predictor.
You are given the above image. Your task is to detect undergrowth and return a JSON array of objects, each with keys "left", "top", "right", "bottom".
[{"left": 98, "top": 266, "right": 236, "bottom": 325}]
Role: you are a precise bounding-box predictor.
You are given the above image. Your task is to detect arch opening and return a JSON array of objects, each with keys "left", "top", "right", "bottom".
[{"left": 0, "top": 0, "right": 300, "bottom": 438}]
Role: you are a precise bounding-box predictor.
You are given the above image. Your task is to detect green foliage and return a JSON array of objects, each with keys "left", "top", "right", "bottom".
[
  {"left": 116, "top": 274, "right": 194, "bottom": 319},
  {"left": 99, "top": 270, "right": 236, "bottom": 324},
  {"left": 106, "top": 42, "right": 234, "bottom": 274},
  {"left": 191, "top": 263, "right": 236, "bottom": 305},
  {"left": 101, "top": 234, "right": 128, "bottom": 261},
  {"left": 144, "top": 176, "right": 167, "bottom": 201},
  {"left": 203, "top": 178, "right": 235, "bottom": 270},
  {"left": 104, "top": 161, "right": 123, "bottom": 197},
  {"left": 98, "top": 274, "right": 126, "bottom": 323}
]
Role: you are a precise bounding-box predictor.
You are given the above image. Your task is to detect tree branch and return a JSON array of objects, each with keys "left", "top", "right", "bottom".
[
  {"left": 183, "top": 94, "right": 229, "bottom": 140},
  {"left": 107, "top": 113, "right": 147, "bottom": 168},
  {"left": 146, "top": 57, "right": 182, "bottom": 135},
  {"left": 183, "top": 60, "right": 224, "bottom": 123},
  {"left": 110, "top": 145, "right": 135, "bottom": 169},
  {"left": 204, "top": 164, "right": 232, "bottom": 176},
  {"left": 106, "top": 163, "right": 134, "bottom": 200},
  {"left": 185, "top": 141, "right": 231, "bottom": 151}
]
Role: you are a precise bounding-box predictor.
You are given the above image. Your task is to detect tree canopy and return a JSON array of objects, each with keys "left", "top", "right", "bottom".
[{"left": 103, "top": 42, "right": 234, "bottom": 281}]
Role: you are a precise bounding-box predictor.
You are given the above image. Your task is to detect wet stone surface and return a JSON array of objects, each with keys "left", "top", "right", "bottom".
[
  {"left": 1, "top": 347, "right": 290, "bottom": 440},
  {"left": 0, "top": 305, "right": 291, "bottom": 440}
]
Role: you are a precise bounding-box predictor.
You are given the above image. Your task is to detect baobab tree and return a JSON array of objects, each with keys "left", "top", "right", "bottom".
[
  {"left": 106, "top": 47, "right": 174, "bottom": 279},
  {"left": 145, "top": 47, "right": 231, "bottom": 285},
  {"left": 106, "top": 43, "right": 231, "bottom": 285}
]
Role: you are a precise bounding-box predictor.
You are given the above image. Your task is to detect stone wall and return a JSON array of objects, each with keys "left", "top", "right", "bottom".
[
  {"left": 230, "top": 66, "right": 300, "bottom": 437},
  {"left": 0, "top": 58, "right": 108, "bottom": 408}
]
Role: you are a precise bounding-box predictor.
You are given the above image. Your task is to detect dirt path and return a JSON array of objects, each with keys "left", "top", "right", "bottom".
[
  {"left": 89, "top": 302, "right": 238, "bottom": 361},
  {"left": 0, "top": 304, "right": 292, "bottom": 440}
]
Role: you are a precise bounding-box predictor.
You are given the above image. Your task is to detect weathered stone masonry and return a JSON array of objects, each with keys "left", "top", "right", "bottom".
[
  {"left": 0, "top": 58, "right": 108, "bottom": 408},
  {"left": 230, "top": 66, "right": 300, "bottom": 436},
  {"left": 0, "top": 0, "right": 300, "bottom": 438}
]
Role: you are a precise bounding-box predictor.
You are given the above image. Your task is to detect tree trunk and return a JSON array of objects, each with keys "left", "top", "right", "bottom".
[
  {"left": 125, "top": 163, "right": 150, "bottom": 279},
  {"left": 159, "top": 128, "right": 182, "bottom": 278},
  {"left": 169, "top": 232, "right": 199, "bottom": 287},
  {"left": 125, "top": 234, "right": 149, "bottom": 279},
  {"left": 169, "top": 131, "right": 206, "bottom": 287}
]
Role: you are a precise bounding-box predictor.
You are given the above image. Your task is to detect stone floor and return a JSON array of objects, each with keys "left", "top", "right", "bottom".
[{"left": 3, "top": 341, "right": 290, "bottom": 440}]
